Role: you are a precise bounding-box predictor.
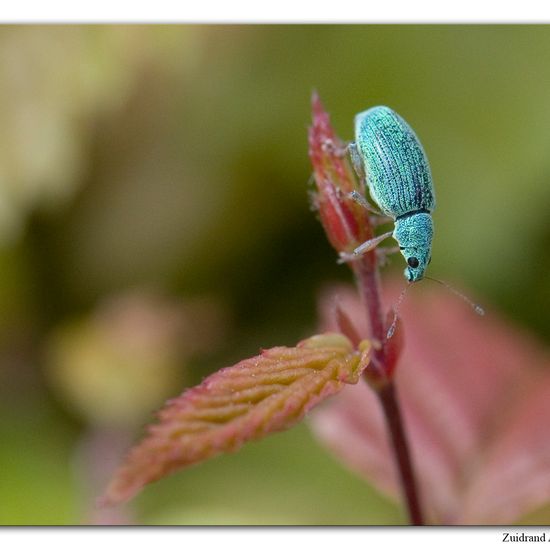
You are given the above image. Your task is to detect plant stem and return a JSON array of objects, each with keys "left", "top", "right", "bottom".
[
  {"left": 378, "top": 382, "right": 424, "bottom": 525},
  {"left": 355, "top": 258, "right": 385, "bottom": 361},
  {"left": 354, "top": 256, "right": 425, "bottom": 526}
]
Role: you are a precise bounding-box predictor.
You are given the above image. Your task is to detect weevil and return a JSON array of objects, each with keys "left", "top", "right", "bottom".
[{"left": 341, "top": 106, "right": 435, "bottom": 282}]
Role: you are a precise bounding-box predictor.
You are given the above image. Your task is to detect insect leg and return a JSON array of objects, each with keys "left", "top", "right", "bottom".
[
  {"left": 347, "top": 190, "right": 385, "bottom": 216},
  {"left": 348, "top": 189, "right": 370, "bottom": 210},
  {"left": 371, "top": 214, "right": 393, "bottom": 227},
  {"left": 338, "top": 231, "right": 394, "bottom": 263},
  {"left": 321, "top": 139, "right": 350, "bottom": 158},
  {"left": 348, "top": 142, "right": 365, "bottom": 180},
  {"left": 376, "top": 246, "right": 400, "bottom": 267}
]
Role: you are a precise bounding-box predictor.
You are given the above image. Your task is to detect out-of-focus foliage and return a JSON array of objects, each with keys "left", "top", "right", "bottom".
[
  {"left": 313, "top": 282, "right": 550, "bottom": 525},
  {"left": 46, "top": 290, "right": 226, "bottom": 427},
  {"left": 1, "top": 25, "right": 549, "bottom": 525}
]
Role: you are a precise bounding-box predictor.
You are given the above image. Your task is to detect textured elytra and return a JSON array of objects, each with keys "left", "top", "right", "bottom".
[
  {"left": 354, "top": 106, "right": 436, "bottom": 281},
  {"left": 102, "top": 333, "right": 370, "bottom": 505},
  {"left": 355, "top": 106, "right": 435, "bottom": 218}
]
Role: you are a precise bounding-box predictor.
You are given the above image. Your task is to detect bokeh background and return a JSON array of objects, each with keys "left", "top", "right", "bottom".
[{"left": 1, "top": 25, "right": 549, "bottom": 525}]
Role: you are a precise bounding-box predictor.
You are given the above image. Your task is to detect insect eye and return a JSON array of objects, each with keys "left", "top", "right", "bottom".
[{"left": 407, "top": 257, "right": 419, "bottom": 268}]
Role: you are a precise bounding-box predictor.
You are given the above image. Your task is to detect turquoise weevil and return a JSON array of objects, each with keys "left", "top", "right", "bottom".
[
  {"left": 340, "top": 105, "right": 484, "bottom": 322},
  {"left": 340, "top": 105, "right": 435, "bottom": 282}
]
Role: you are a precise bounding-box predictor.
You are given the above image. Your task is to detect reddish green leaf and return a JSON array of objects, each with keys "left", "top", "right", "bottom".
[{"left": 102, "top": 333, "right": 370, "bottom": 505}]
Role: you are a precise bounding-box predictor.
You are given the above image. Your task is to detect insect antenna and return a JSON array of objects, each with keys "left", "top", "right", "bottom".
[
  {"left": 386, "top": 282, "right": 412, "bottom": 340},
  {"left": 424, "top": 276, "right": 485, "bottom": 316}
]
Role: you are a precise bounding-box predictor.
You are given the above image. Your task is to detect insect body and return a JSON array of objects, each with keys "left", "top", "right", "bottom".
[{"left": 347, "top": 106, "right": 435, "bottom": 282}]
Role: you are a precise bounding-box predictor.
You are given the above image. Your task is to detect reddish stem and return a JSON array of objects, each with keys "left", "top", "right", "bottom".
[
  {"left": 355, "top": 254, "right": 425, "bottom": 525},
  {"left": 378, "top": 382, "right": 424, "bottom": 525},
  {"left": 354, "top": 258, "right": 385, "bottom": 359}
]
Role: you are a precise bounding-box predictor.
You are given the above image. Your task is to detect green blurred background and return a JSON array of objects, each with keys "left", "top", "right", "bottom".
[{"left": 1, "top": 25, "right": 549, "bottom": 525}]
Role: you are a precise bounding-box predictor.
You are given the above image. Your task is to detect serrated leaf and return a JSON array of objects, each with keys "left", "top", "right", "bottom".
[{"left": 102, "top": 333, "right": 370, "bottom": 505}]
